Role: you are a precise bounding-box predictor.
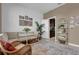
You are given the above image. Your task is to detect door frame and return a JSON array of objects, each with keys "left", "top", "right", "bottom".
[{"left": 47, "top": 16, "right": 57, "bottom": 42}]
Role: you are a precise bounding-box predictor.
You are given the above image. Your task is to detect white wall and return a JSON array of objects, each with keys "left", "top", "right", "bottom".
[
  {"left": 0, "top": 3, "right": 2, "bottom": 33},
  {"left": 42, "top": 19, "right": 49, "bottom": 39},
  {"left": 2, "top": 3, "right": 43, "bottom": 33}
]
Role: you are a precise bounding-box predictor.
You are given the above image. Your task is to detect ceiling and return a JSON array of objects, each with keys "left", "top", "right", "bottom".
[{"left": 20, "top": 3, "right": 65, "bottom": 14}]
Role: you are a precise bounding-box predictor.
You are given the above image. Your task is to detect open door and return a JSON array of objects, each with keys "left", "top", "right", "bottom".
[
  {"left": 42, "top": 18, "right": 55, "bottom": 40},
  {"left": 49, "top": 18, "right": 55, "bottom": 38}
]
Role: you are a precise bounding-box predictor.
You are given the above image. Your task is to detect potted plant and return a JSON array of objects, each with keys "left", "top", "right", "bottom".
[
  {"left": 58, "top": 24, "right": 66, "bottom": 33},
  {"left": 35, "top": 22, "right": 45, "bottom": 40},
  {"left": 58, "top": 24, "right": 66, "bottom": 44},
  {"left": 23, "top": 28, "right": 31, "bottom": 33}
]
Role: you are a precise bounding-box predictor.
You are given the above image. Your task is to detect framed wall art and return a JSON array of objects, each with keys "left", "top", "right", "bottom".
[{"left": 19, "top": 15, "right": 33, "bottom": 26}]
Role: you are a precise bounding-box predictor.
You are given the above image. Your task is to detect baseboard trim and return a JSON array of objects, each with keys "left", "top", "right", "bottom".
[{"left": 69, "top": 43, "right": 79, "bottom": 47}]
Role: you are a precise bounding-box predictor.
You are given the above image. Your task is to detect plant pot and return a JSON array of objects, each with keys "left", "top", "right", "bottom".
[{"left": 58, "top": 39, "right": 66, "bottom": 44}]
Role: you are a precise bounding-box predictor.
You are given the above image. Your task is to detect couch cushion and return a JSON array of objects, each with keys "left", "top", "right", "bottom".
[
  {"left": 0, "top": 39, "right": 16, "bottom": 51},
  {"left": 5, "top": 43, "right": 16, "bottom": 51}
]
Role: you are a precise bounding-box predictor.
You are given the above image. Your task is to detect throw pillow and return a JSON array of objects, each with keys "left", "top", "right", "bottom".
[{"left": 0, "top": 39, "right": 16, "bottom": 51}]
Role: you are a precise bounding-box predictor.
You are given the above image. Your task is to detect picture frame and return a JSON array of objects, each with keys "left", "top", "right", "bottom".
[{"left": 19, "top": 15, "right": 33, "bottom": 26}]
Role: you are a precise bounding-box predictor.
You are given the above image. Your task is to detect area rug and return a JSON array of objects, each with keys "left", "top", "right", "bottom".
[{"left": 32, "top": 39, "right": 79, "bottom": 55}]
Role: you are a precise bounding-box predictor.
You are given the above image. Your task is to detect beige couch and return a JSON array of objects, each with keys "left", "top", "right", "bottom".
[{"left": 0, "top": 32, "right": 32, "bottom": 55}]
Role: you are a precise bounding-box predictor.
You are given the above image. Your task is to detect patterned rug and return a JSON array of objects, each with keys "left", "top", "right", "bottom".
[{"left": 32, "top": 39, "right": 79, "bottom": 55}]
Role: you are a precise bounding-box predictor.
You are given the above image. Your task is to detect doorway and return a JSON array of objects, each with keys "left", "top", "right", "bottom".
[{"left": 49, "top": 18, "right": 55, "bottom": 38}]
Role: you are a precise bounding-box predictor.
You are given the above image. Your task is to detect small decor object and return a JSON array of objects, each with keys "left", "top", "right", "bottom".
[
  {"left": 23, "top": 28, "right": 31, "bottom": 33},
  {"left": 19, "top": 15, "right": 24, "bottom": 19},
  {"left": 70, "top": 16, "right": 79, "bottom": 28},
  {"left": 74, "top": 16, "right": 79, "bottom": 26},
  {"left": 19, "top": 20, "right": 25, "bottom": 26},
  {"left": 28, "top": 17, "right": 33, "bottom": 21},
  {"left": 25, "top": 16, "right": 28, "bottom": 20},
  {"left": 35, "top": 22, "right": 45, "bottom": 40},
  {"left": 58, "top": 24, "right": 64, "bottom": 29},
  {"left": 58, "top": 24, "right": 66, "bottom": 33}
]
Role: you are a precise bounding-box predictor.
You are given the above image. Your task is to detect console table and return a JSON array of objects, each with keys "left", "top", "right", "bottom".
[{"left": 18, "top": 32, "right": 38, "bottom": 44}]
